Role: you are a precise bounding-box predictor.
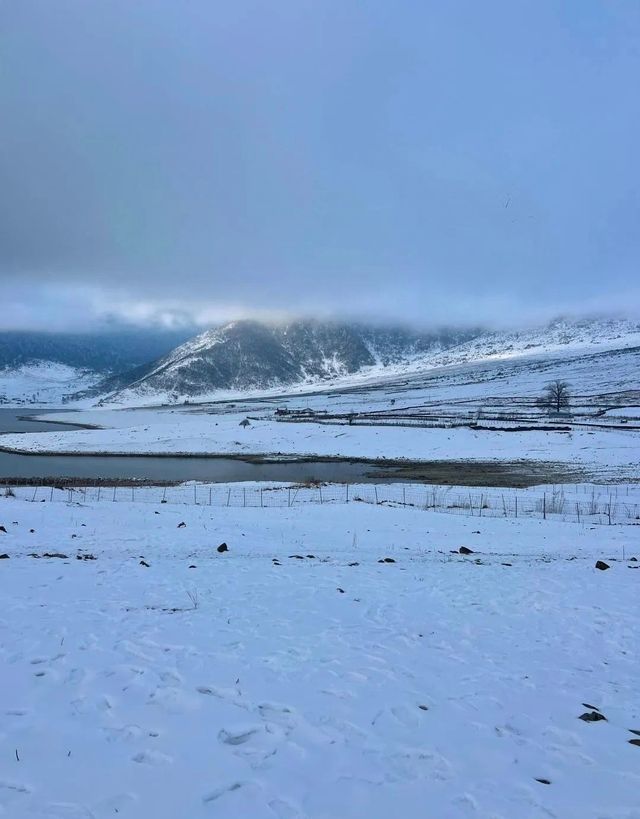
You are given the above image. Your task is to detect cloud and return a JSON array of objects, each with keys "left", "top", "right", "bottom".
[
  {"left": 2, "top": 280, "right": 638, "bottom": 335},
  {"left": 1, "top": 1, "right": 639, "bottom": 331}
]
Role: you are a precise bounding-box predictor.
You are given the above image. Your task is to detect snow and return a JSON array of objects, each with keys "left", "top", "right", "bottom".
[
  {"left": 99, "top": 317, "right": 640, "bottom": 407},
  {"left": 604, "top": 407, "right": 640, "bottom": 419},
  {"left": 2, "top": 405, "right": 638, "bottom": 482},
  {"left": 0, "top": 362, "right": 100, "bottom": 407},
  {"left": 1, "top": 494, "right": 639, "bottom": 818}
]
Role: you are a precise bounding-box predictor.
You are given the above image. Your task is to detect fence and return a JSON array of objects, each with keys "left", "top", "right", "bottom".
[{"left": 3, "top": 481, "right": 639, "bottom": 526}]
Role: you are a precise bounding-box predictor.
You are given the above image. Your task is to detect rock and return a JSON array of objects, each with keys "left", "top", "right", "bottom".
[
  {"left": 628, "top": 729, "right": 640, "bottom": 736},
  {"left": 0, "top": 553, "right": 9, "bottom": 559},
  {"left": 43, "top": 552, "right": 68, "bottom": 559},
  {"left": 140, "top": 560, "right": 150, "bottom": 567},
  {"left": 579, "top": 711, "right": 607, "bottom": 722},
  {"left": 177, "top": 522, "right": 186, "bottom": 528},
  {"left": 418, "top": 705, "right": 429, "bottom": 711},
  {"left": 188, "top": 564, "right": 197, "bottom": 569},
  {"left": 501, "top": 562, "right": 512, "bottom": 566},
  {"left": 348, "top": 562, "right": 360, "bottom": 566},
  {"left": 535, "top": 778, "right": 551, "bottom": 785},
  {"left": 629, "top": 557, "right": 638, "bottom": 562},
  {"left": 29, "top": 529, "right": 35, "bottom": 533},
  {"left": 0, "top": 526, "right": 7, "bottom": 533},
  {"left": 459, "top": 546, "right": 474, "bottom": 555},
  {"left": 595, "top": 560, "right": 610, "bottom": 571},
  {"left": 629, "top": 739, "right": 640, "bottom": 747},
  {"left": 289, "top": 554, "right": 305, "bottom": 559},
  {"left": 76, "top": 554, "right": 96, "bottom": 560},
  {"left": 217, "top": 543, "right": 228, "bottom": 553},
  {"left": 306, "top": 554, "right": 316, "bottom": 559},
  {"left": 378, "top": 557, "right": 396, "bottom": 563},
  {"left": 582, "top": 702, "right": 599, "bottom": 710},
  {"left": 336, "top": 587, "right": 345, "bottom": 593}
]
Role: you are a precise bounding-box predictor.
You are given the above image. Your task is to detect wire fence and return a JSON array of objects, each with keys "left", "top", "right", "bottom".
[{"left": 3, "top": 481, "right": 639, "bottom": 526}]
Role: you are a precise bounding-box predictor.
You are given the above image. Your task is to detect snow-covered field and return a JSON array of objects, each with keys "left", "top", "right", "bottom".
[
  {"left": 2, "top": 406, "right": 638, "bottom": 483},
  {"left": 1, "top": 495, "right": 639, "bottom": 819}
]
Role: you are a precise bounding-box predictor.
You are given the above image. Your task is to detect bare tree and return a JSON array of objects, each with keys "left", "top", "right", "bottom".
[{"left": 537, "top": 380, "right": 571, "bottom": 414}]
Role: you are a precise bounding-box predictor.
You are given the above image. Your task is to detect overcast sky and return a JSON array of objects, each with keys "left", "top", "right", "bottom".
[{"left": 1, "top": 0, "right": 639, "bottom": 332}]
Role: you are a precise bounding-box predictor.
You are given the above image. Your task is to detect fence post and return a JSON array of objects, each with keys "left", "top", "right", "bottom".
[
  {"left": 260, "top": 488, "right": 264, "bottom": 508},
  {"left": 515, "top": 494, "right": 518, "bottom": 518},
  {"left": 346, "top": 484, "right": 349, "bottom": 503},
  {"left": 50, "top": 486, "right": 54, "bottom": 502},
  {"left": 543, "top": 492, "right": 546, "bottom": 520},
  {"left": 227, "top": 488, "right": 231, "bottom": 507},
  {"left": 193, "top": 484, "right": 197, "bottom": 505},
  {"left": 97, "top": 486, "right": 101, "bottom": 502},
  {"left": 243, "top": 487, "right": 246, "bottom": 508},
  {"left": 319, "top": 485, "right": 323, "bottom": 505},
  {"left": 288, "top": 487, "right": 291, "bottom": 508},
  {"left": 209, "top": 487, "right": 212, "bottom": 506},
  {"left": 131, "top": 486, "right": 135, "bottom": 502},
  {"left": 113, "top": 486, "right": 117, "bottom": 502},
  {"left": 576, "top": 502, "right": 580, "bottom": 523},
  {"left": 402, "top": 485, "right": 406, "bottom": 505}
]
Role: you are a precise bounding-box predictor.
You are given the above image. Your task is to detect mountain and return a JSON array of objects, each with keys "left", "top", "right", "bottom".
[
  {"left": 95, "top": 316, "right": 640, "bottom": 406},
  {"left": 0, "top": 327, "right": 194, "bottom": 405},
  {"left": 91, "top": 320, "right": 478, "bottom": 404},
  {"left": 4, "top": 316, "right": 638, "bottom": 407},
  {"left": 0, "top": 328, "right": 194, "bottom": 372}
]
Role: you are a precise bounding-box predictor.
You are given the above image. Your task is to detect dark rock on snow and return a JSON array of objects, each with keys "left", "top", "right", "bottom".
[{"left": 579, "top": 711, "right": 607, "bottom": 722}]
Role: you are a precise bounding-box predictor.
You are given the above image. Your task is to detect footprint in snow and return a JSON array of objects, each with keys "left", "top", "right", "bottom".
[
  {"left": 132, "top": 749, "right": 172, "bottom": 765},
  {"left": 202, "top": 781, "right": 247, "bottom": 803},
  {"left": 218, "top": 725, "right": 262, "bottom": 745}
]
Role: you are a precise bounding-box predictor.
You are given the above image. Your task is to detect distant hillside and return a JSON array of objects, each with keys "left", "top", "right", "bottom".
[
  {"left": 0, "top": 328, "right": 194, "bottom": 372},
  {"left": 0, "top": 327, "right": 194, "bottom": 405},
  {"left": 90, "top": 316, "right": 640, "bottom": 406},
  {"left": 91, "top": 320, "right": 478, "bottom": 404}
]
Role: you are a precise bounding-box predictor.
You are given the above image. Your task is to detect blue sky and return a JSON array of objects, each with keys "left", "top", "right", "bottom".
[{"left": 1, "top": 0, "right": 638, "bottom": 330}]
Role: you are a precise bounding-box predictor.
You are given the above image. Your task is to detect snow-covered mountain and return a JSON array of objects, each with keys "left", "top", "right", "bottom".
[
  {"left": 92, "top": 316, "right": 640, "bottom": 406},
  {"left": 92, "top": 320, "right": 476, "bottom": 404},
  {"left": 0, "top": 362, "right": 102, "bottom": 406},
  {"left": 0, "top": 328, "right": 193, "bottom": 405}
]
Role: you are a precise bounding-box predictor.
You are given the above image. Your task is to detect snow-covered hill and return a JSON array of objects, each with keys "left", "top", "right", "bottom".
[
  {"left": 0, "top": 328, "right": 194, "bottom": 406},
  {"left": 0, "top": 362, "right": 101, "bottom": 406},
  {"left": 96, "top": 316, "right": 640, "bottom": 406},
  {"left": 93, "top": 320, "right": 476, "bottom": 405}
]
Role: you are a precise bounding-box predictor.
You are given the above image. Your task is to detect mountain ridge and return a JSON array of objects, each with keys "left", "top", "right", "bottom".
[{"left": 93, "top": 316, "right": 640, "bottom": 406}]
